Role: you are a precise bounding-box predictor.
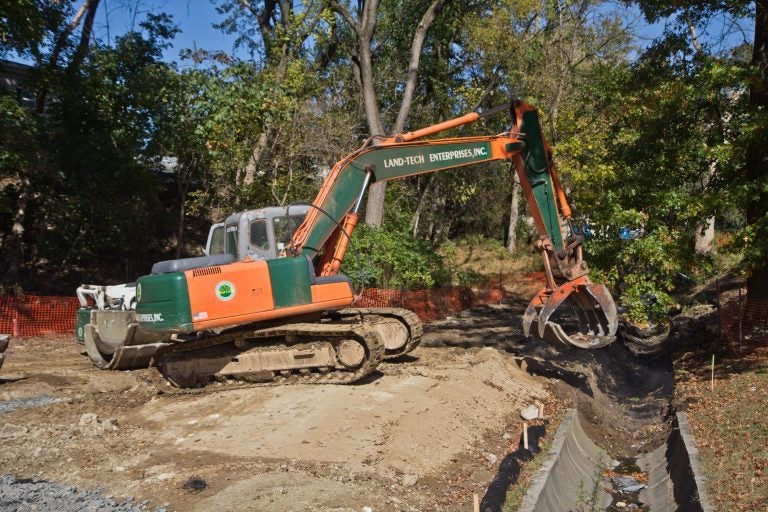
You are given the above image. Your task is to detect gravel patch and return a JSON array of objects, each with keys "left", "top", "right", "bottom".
[
  {"left": 0, "top": 396, "right": 64, "bottom": 414},
  {"left": 0, "top": 475, "right": 169, "bottom": 512}
]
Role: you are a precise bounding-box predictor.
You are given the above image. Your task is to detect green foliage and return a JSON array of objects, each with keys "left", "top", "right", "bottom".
[
  {"left": 555, "top": 31, "right": 753, "bottom": 317},
  {"left": 0, "top": 10, "right": 181, "bottom": 290},
  {"left": 589, "top": 229, "right": 678, "bottom": 324},
  {"left": 0, "top": 0, "right": 72, "bottom": 58},
  {"left": 625, "top": 1, "right": 768, "bottom": 299},
  {"left": 341, "top": 224, "right": 446, "bottom": 290},
  {"left": 1, "top": 0, "right": 763, "bottom": 304}
]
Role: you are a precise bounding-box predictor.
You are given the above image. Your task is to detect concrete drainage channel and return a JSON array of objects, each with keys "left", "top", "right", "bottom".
[{"left": 517, "top": 409, "right": 713, "bottom": 512}]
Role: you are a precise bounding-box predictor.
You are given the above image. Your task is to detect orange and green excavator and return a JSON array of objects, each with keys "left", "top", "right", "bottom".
[{"left": 76, "top": 101, "right": 618, "bottom": 387}]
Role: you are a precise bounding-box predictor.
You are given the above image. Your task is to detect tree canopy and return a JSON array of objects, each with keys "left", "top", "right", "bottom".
[{"left": 0, "top": 0, "right": 764, "bottom": 317}]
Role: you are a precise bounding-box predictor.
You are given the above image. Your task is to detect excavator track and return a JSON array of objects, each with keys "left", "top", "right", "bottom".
[
  {"left": 334, "top": 308, "right": 423, "bottom": 359},
  {"left": 155, "top": 321, "right": 385, "bottom": 388}
]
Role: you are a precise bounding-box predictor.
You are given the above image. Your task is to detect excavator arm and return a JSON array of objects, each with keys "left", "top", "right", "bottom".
[
  {"left": 291, "top": 100, "right": 618, "bottom": 349},
  {"left": 511, "top": 102, "right": 618, "bottom": 348}
]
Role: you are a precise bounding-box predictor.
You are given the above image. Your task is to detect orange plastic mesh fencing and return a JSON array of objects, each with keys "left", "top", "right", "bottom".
[
  {"left": 718, "top": 287, "right": 768, "bottom": 353},
  {"left": 0, "top": 296, "right": 80, "bottom": 336},
  {"left": 356, "top": 285, "right": 508, "bottom": 322},
  {"left": 356, "top": 288, "right": 404, "bottom": 308},
  {"left": 0, "top": 283, "right": 517, "bottom": 337}
]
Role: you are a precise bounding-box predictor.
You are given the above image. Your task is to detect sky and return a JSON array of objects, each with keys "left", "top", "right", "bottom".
[
  {"left": 95, "top": 0, "right": 248, "bottom": 63},
  {"left": 7, "top": 1, "right": 756, "bottom": 66},
  {"left": 96, "top": 1, "right": 753, "bottom": 63}
]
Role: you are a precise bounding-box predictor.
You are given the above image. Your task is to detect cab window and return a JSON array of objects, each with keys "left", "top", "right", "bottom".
[
  {"left": 273, "top": 215, "right": 306, "bottom": 251},
  {"left": 208, "top": 225, "right": 225, "bottom": 255},
  {"left": 250, "top": 220, "right": 270, "bottom": 250},
  {"left": 225, "top": 225, "right": 238, "bottom": 258}
]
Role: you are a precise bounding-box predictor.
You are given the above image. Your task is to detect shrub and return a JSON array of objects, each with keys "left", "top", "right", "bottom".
[{"left": 341, "top": 224, "right": 446, "bottom": 290}]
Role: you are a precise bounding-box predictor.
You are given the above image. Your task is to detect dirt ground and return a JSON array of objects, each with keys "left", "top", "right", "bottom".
[
  {"left": 0, "top": 308, "right": 549, "bottom": 512},
  {"left": 0, "top": 294, "right": 677, "bottom": 512}
]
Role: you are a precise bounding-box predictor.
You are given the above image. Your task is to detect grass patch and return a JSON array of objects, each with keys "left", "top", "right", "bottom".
[
  {"left": 676, "top": 345, "right": 768, "bottom": 511},
  {"left": 439, "top": 235, "right": 540, "bottom": 287}
]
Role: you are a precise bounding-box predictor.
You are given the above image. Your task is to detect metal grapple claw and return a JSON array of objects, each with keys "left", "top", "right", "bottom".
[{"left": 523, "top": 277, "right": 618, "bottom": 349}]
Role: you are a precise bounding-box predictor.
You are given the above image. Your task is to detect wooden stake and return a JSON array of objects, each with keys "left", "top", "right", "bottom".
[
  {"left": 473, "top": 493, "right": 480, "bottom": 512},
  {"left": 538, "top": 402, "right": 544, "bottom": 419},
  {"left": 523, "top": 422, "right": 529, "bottom": 450},
  {"left": 710, "top": 354, "right": 715, "bottom": 392}
]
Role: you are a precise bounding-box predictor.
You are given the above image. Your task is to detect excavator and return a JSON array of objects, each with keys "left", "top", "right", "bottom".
[
  {"left": 75, "top": 100, "right": 618, "bottom": 387},
  {"left": 0, "top": 334, "right": 7, "bottom": 371}
]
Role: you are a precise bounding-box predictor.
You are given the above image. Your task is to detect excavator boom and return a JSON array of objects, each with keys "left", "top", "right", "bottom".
[{"left": 292, "top": 100, "right": 618, "bottom": 349}]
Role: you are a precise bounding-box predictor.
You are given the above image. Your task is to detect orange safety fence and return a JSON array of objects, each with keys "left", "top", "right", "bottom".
[
  {"left": 0, "top": 289, "right": 472, "bottom": 337},
  {"left": 0, "top": 296, "right": 80, "bottom": 336},
  {"left": 0, "top": 276, "right": 540, "bottom": 337},
  {"left": 718, "top": 286, "right": 768, "bottom": 354},
  {"left": 355, "top": 284, "right": 510, "bottom": 322}
]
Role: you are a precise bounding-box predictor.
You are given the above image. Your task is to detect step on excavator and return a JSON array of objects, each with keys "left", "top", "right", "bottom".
[{"left": 75, "top": 100, "right": 618, "bottom": 387}]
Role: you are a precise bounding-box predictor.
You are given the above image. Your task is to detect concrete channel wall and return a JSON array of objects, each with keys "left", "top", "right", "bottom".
[
  {"left": 517, "top": 409, "right": 713, "bottom": 512},
  {"left": 517, "top": 409, "right": 611, "bottom": 511},
  {"left": 637, "top": 413, "right": 714, "bottom": 512}
]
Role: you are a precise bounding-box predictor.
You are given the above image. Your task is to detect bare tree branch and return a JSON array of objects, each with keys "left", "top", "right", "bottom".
[
  {"left": 37, "top": 0, "right": 94, "bottom": 112},
  {"left": 393, "top": 0, "right": 448, "bottom": 133},
  {"left": 330, "top": 1, "right": 359, "bottom": 34}
]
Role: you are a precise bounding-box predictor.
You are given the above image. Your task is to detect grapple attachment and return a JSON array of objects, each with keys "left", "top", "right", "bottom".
[{"left": 523, "top": 276, "right": 618, "bottom": 349}]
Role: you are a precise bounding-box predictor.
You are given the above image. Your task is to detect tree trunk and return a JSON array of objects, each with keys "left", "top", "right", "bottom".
[
  {"left": 694, "top": 217, "right": 715, "bottom": 255},
  {"left": 242, "top": 132, "right": 268, "bottom": 186},
  {"left": 356, "top": 0, "right": 387, "bottom": 227},
  {"left": 506, "top": 172, "right": 521, "bottom": 253},
  {"left": 360, "top": 32, "right": 387, "bottom": 226},
  {"left": 332, "top": 0, "right": 446, "bottom": 227},
  {"left": 68, "top": 0, "right": 100, "bottom": 73},
  {"left": 3, "top": 176, "right": 31, "bottom": 289},
  {"left": 175, "top": 176, "right": 189, "bottom": 259},
  {"left": 36, "top": 0, "right": 93, "bottom": 112},
  {"left": 364, "top": 0, "right": 446, "bottom": 228},
  {"left": 391, "top": 0, "right": 447, "bottom": 134},
  {"left": 746, "top": 0, "right": 768, "bottom": 301},
  {"left": 410, "top": 175, "right": 434, "bottom": 236},
  {"left": 689, "top": 15, "right": 717, "bottom": 258},
  {"left": 364, "top": 182, "right": 387, "bottom": 227}
]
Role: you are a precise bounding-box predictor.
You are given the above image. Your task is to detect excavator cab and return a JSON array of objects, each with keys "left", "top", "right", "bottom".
[{"left": 204, "top": 205, "right": 311, "bottom": 261}]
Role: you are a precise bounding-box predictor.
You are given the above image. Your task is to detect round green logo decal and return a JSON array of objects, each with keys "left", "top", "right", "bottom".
[{"left": 215, "top": 281, "right": 236, "bottom": 301}]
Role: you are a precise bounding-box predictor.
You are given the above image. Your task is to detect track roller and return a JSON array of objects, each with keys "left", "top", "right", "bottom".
[
  {"left": 335, "top": 308, "right": 423, "bottom": 359},
  {"left": 156, "top": 322, "right": 385, "bottom": 388}
]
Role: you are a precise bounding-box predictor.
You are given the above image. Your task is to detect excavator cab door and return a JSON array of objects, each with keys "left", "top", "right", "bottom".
[{"left": 204, "top": 223, "right": 225, "bottom": 256}]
